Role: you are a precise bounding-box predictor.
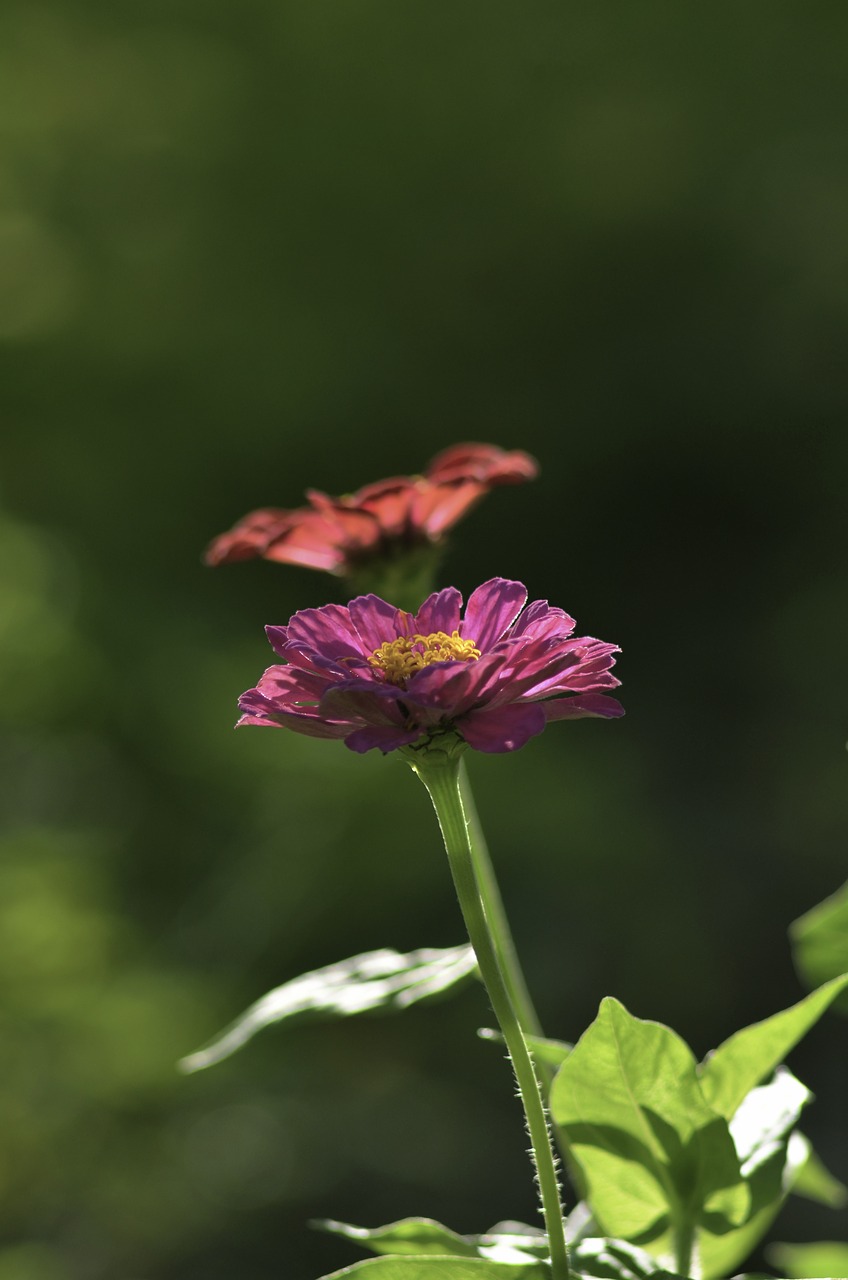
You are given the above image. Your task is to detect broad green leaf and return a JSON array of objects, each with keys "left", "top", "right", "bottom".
[
  {"left": 550, "top": 997, "right": 748, "bottom": 1248},
  {"left": 318, "top": 1218, "right": 548, "bottom": 1265},
  {"left": 728, "top": 1068, "right": 810, "bottom": 1177},
  {"left": 319, "top": 1257, "right": 685, "bottom": 1280},
  {"left": 790, "top": 881, "right": 848, "bottom": 1013},
  {"left": 697, "top": 1070, "right": 812, "bottom": 1280},
  {"left": 571, "top": 1236, "right": 683, "bottom": 1278},
  {"left": 768, "top": 1240, "right": 848, "bottom": 1278},
  {"left": 318, "top": 1218, "right": 685, "bottom": 1277},
  {"left": 179, "top": 944, "right": 476, "bottom": 1072},
  {"left": 318, "top": 1220, "right": 479, "bottom": 1260},
  {"left": 788, "top": 1134, "right": 848, "bottom": 1208},
  {"left": 320, "top": 1257, "right": 548, "bottom": 1280},
  {"left": 697, "top": 974, "right": 848, "bottom": 1119},
  {"left": 549, "top": 1004, "right": 832, "bottom": 1279}
]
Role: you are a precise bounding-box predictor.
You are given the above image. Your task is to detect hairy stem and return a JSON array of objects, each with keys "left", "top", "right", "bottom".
[{"left": 411, "top": 748, "right": 570, "bottom": 1280}]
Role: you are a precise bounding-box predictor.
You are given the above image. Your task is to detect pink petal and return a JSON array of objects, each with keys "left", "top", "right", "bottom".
[
  {"left": 426, "top": 443, "right": 539, "bottom": 485},
  {"left": 355, "top": 479, "right": 418, "bottom": 538},
  {"left": 543, "top": 693, "right": 625, "bottom": 721},
  {"left": 236, "top": 690, "right": 350, "bottom": 737},
  {"left": 285, "top": 605, "right": 364, "bottom": 660},
  {"left": 348, "top": 594, "right": 405, "bottom": 652},
  {"left": 205, "top": 508, "right": 294, "bottom": 565},
  {"left": 510, "top": 600, "right": 576, "bottom": 641},
  {"left": 461, "top": 578, "right": 527, "bottom": 650},
  {"left": 403, "top": 652, "right": 506, "bottom": 714},
  {"left": 265, "top": 625, "right": 289, "bottom": 657},
  {"left": 320, "top": 684, "right": 408, "bottom": 727},
  {"left": 458, "top": 702, "right": 546, "bottom": 753},
  {"left": 413, "top": 587, "right": 463, "bottom": 636},
  {"left": 410, "top": 480, "right": 486, "bottom": 537},
  {"left": 344, "top": 725, "right": 423, "bottom": 754},
  {"left": 252, "top": 664, "right": 330, "bottom": 703}
]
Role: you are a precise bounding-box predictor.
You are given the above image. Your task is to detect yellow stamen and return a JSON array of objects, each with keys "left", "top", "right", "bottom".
[{"left": 369, "top": 630, "right": 481, "bottom": 685}]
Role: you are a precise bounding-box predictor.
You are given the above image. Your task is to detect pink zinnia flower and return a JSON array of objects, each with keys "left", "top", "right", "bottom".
[
  {"left": 204, "top": 443, "right": 538, "bottom": 575},
  {"left": 238, "top": 578, "right": 623, "bottom": 755}
]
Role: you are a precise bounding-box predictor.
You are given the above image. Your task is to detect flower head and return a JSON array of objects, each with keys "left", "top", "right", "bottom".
[
  {"left": 204, "top": 443, "right": 538, "bottom": 576},
  {"left": 238, "top": 578, "right": 623, "bottom": 755}
]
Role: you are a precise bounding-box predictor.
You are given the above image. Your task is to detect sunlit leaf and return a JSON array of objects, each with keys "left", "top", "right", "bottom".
[
  {"left": 697, "top": 1070, "right": 811, "bottom": 1280},
  {"left": 319, "top": 1253, "right": 686, "bottom": 1280},
  {"left": 549, "top": 995, "right": 844, "bottom": 1279},
  {"left": 697, "top": 974, "right": 848, "bottom": 1118},
  {"left": 319, "top": 1217, "right": 549, "bottom": 1265},
  {"left": 549, "top": 997, "right": 748, "bottom": 1251},
  {"left": 318, "top": 1219, "right": 479, "bottom": 1259},
  {"left": 318, "top": 1217, "right": 684, "bottom": 1277},
  {"left": 571, "top": 1236, "right": 683, "bottom": 1278},
  {"left": 790, "top": 881, "right": 848, "bottom": 1013},
  {"left": 179, "top": 944, "right": 476, "bottom": 1072},
  {"left": 787, "top": 1133, "right": 848, "bottom": 1208},
  {"left": 768, "top": 1239, "right": 848, "bottom": 1278},
  {"left": 319, "top": 1257, "right": 548, "bottom": 1279}
]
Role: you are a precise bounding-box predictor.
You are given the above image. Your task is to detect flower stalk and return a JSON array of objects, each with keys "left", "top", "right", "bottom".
[
  {"left": 458, "top": 760, "right": 546, "bottom": 1038},
  {"left": 409, "top": 744, "right": 571, "bottom": 1280}
]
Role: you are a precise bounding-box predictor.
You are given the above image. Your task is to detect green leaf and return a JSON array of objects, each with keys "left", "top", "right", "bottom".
[
  {"left": 788, "top": 1134, "right": 848, "bottom": 1208},
  {"left": 318, "top": 1220, "right": 479, "bottom": 1260},
  {"left": 317, "top": 1256, "right": 686, "bottom": 1280},
  {"left": 790, "top": 881, "right": 848, "bottom": 1012},
  {"left": 318, "top": 1218, "right": 687, "bottom": 1277},
  {"left": 178, "top": 944, "right": 476, "bottom": 1072},
  {"left": 319, "top": 1258, "right": 548, "bottom": 1280},
  {"left": 768, "top": 1240, "right": 848, "bottom": 1278},
  {"left": 697, "top": 1069, "right": 811, "bottom": 1280},
  {"left": 697, "top": 974, "right": 848, "bottom": 1119},
  {"left": 478, "top": 1028, "right": 572, "bottom": 1070},
  {"left": 320, "top": 1218, "right": 550, "bottom": 1265},
  {"left": 549, "top": 997, "right": 748, "bottom": 1251},
  {"left": 549, "top": 999, "right": 839, "bottom": 1279},
  {"left": 571, "top": 1236, "right": 684, "bottom": 1278},
  {"left": 525, "top": 1035, "right": 573, "bottom": 1070}
]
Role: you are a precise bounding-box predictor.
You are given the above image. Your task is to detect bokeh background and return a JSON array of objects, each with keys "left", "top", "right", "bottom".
[{"left": 1, "top": 3, "right": 847, "bottom": 1277}]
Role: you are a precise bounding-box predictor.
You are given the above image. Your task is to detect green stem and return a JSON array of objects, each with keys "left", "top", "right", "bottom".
[
  {"left": 674, "top": 1221, "right": 695, "bottom": 1279},
  {"left": 410, "top": 747, "right": 571, "bottom": 1280},
  {"left": 459, "top": 760, "right": 545, "bottom": 1032}
]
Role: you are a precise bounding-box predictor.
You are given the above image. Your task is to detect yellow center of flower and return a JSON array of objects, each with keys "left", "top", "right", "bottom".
[{"left": 368, "top": 630, "right": 481, "bottom": 685}]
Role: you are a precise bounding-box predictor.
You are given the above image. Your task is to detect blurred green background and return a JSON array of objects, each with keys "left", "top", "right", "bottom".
[{"left": 1, "top": 3, "right": 847, "bottom": 1277}]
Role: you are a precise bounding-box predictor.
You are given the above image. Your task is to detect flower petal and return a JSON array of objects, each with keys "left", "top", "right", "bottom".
[
  {"left": 236, "top": 688, "right": 351, "bottom": 737},
  {"left": 410, "top": 480, "right": 486, "bottom": 537},
  {"left": 461, "top": 578, "right": 527, "bottom": 650},
  {"left": 413, "top": 587, "right": 463, "bottom": 636},
  {"left": 285, "top": 604, "right": 365, "bottom": 661},
  {"left": 426, "top": 443, "right": 539, "bottom": 485},
  {"left": 458, "top": 702, "right": 546, "bottom": 753},
  {"left": 348, "top": 594, "right": 405, "bottom": 652},
  {"left": 353, "top": 478, "right": 418, "bottom": 537},
  {"left": 403, "top": 652, "right": 506, "bottom": 714},
  {"left": 543, "top": 693, "right": 625, "bottom": 720},
  {"left": 204, "top": 508, "right": 294, "bottom": 565},
  {"left": 320, "top": 683, "right": 408, "bottom": 727},
  {"left": 343, "top": 725, "right": 423, "bottom": 754},
  {"left": 252, "top": 663, "right": 330, "bottom": 703},
  {"left": 510, "top": 600, "right": 576, "bottom": 642}
]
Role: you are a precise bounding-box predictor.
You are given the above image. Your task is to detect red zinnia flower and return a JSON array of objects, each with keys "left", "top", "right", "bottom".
[
  {"left": 238, "top": 578, "right": 623, "bottom": 755},
  {"left": 205, "top": 443, "right": 538, "bottom": 576}
]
